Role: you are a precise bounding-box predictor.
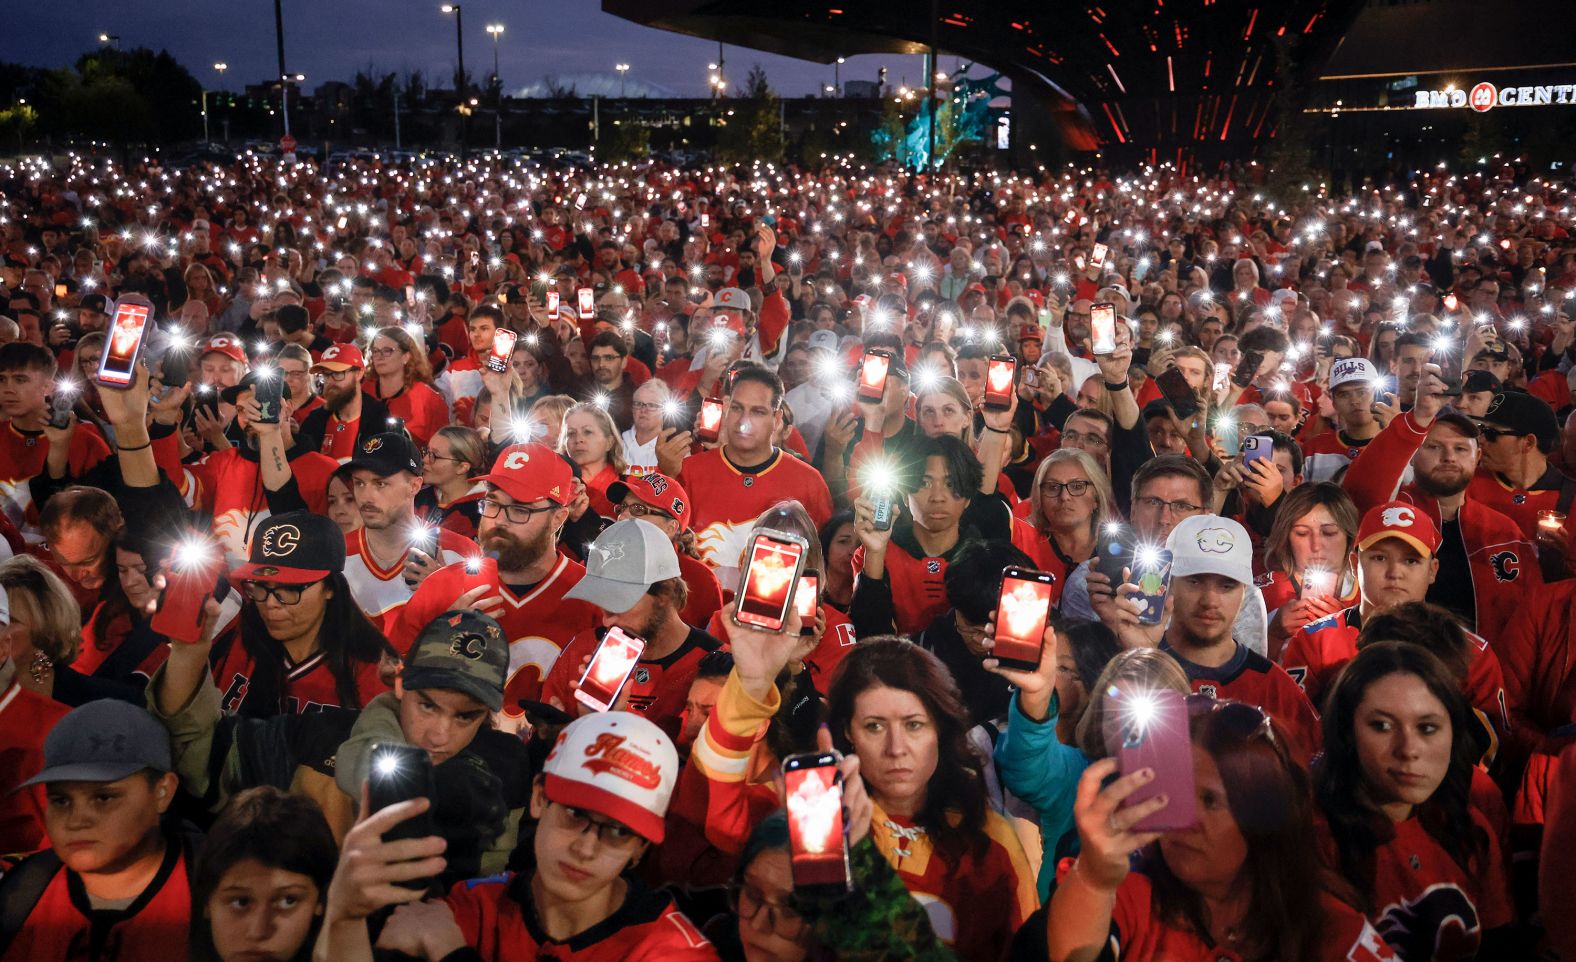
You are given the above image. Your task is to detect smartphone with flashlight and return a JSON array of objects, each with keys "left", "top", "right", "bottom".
[
  {"left": 574, "top": 191, "right": 588, "bottom": 210},
  {"left": 1130, "top": 549, "right": 1174, "bottom": 626},
  {"left": 735, "top": 529, "right": 809, "bottom": 632},
  {"left": 1114, "top": 688, "right": 1197, "bottom": 832},
  {"left": 1214, "top": 415, "right": 1240, "bottom": 460},
  {"left": 663, "top": 398, "right": 691, "bottom": 431},
  {"left": 487, "top": 329, "right": 518, "bottom": 374},
  {"left": 97, "top": 294, "right": 155, "bottom": 388},
  {"left": 782, "top": 751, "right": 853, "bottom": 897},
  {"left": 546, "top": 290, "right": 561, "bottom": 314},
  {"left": 1443, "top": 292, "right": 1459, "bottom": 313},
  {"left": 1091, "top": 302, "right": 1118, "bottom": 356},
  {"left": 1299, "top": 566, "right": 1338, "bottom": 600},
  {"left": 1090, "top": 242, "right": 1109, "bottom": 272},
  {"left": 984, "top": 354, "right": 1016, "bottom": 411},
  {"left": 1155, "top": 366, "right": 1200, "bottom": 419},
  {"left": 1211, "top": 362, "right": 1232, "bottom": 396},
  {"left": 695, "top": 397, "right": 725, "bottom": 444},
  {"left": 856, "top": 350, "right": 892, "bottom": 403},
  {"left": 47, "top": 385, "right": 77, "bottom": 430},
  {"left": 700, "top": 212, "right": 710, "bottom": 229},
  {"left": 574, "top": 626, "right": 647, "bottom": 713},
  {"left": 367, "top": 742, "right": 438, "bottom": 877},
  {"left": 252, "top": 371, "right": 283, "bottom": 424},
  {"left": 1240, "top": 434, "right": 1274, "bottom": 468},
  {"left": 461, "top": 554, "right": 499, "bottom": 594},
  {"left": 1095, "top": 526, "right": 1137, "bottom": 588},
  {"left": 577, "top": 287, "right": 596, "bottom": 320},
  {"left": 991, "top": 567, "right": 1056, "bottom": 671},
  {"left": 54, "top": 282, "right": 68, "bottom": 299},
  {"left": 150, "top": 543, "right": 219, "bottom": 643},
  {"left": 1232, "top": 349, "right": 1263, "bottom": 389},
  {"left": 871, "top": 491, "right": 895, "bottom": 531},
  {"left": 794, "top": 571, "right": 820, "bottom": 636}
]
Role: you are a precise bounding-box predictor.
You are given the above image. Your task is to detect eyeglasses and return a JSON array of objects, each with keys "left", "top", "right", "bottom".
[
  {"left": 1040, "top": 480, "right": 1093, "bottom": 499},
  {"left": 1060, "top": 430, "right": 1109, "bottom": 448},
  {"left": 551, "top": 802, "right": 643, "bottom": 848},
  {"left": 728, "top": 882, "right": 807, "bottom": 939},
  {"left": 369, "top": 347, "right": 400, "bottom": 359},
  {"left": 1135, "top": 495, "right": 1203, "bottom": 516},
  {"left": 319, "top": 369, "right": 355, "bottom": 382},
  {"left": 422, "top": 450, "right": 464, "bottom": 464},
  {"left": 1185, "top": 694, "right": 1277, "bottom": 746},
  {"left": 242, "top": 580, "right": 322, "bottom": 606},
  {"left": 616, "top": 501, "right": 669, "bottom": 521},
  {"left": 631, "top": 401, "right": 664, "bottom": 413},
  {"left": 479, "top": 498, "right": 557, "bottom": 523}
]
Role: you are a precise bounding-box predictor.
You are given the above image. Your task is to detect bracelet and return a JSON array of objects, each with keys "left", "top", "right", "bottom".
[
  {"left": 117, "top": 440, "right": 152, "bottom": 452},
  {"left": 1103, "top": 381, "right": 1130, "bottom": 392},
  {"left": 983, "top": 425, "right": 1011, "bottom": 435}
]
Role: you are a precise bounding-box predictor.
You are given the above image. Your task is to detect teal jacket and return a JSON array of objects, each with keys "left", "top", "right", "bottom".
[{"left": 991, "top": 690, "right": 1091, "bottom": 900}]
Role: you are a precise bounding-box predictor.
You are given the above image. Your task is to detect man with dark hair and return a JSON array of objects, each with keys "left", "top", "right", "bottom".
[
  {"left": 299, "top": 344, "right": 389, "bottom": 463},
  {"left": 271, "top": 303, "right": 332, "bottom": 356},
  {"left": 676, "top": 649, "right": 733, "bottom": 755},
  {"left": 581, "top": 329, "right": 636, "bottom": 431},
  {"left": 437, "top": 306, "right": 502, "bottom": 426},
  {"left": 1232, "top": 326, "right": 1288, "bottom": 399},
  {"left": 918, "top": 539, "right": 1037, "bottom": 726},
  {"left": 1391, "top": 331, "right": 1434, "bottom": 402},
  {"left": 0, "top": 342, "right": 111, "bottom": 537},
  {"left": 1465, "top": 390, "right": 1574, "bottom": 580}
]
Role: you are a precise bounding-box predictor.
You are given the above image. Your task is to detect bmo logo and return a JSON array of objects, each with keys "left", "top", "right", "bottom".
[{"left": 1469, "top": 82, "right": 1497, "bottom": 112}]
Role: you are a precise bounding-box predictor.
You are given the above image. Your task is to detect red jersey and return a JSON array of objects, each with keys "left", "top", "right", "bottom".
[
  {"left": 679, "top": 447, "right": 833, "bottom": 590},
  {"left": 180, "top": 444, "right": 340, "bottom": 568},
  {"left": 342, "top": 527, "right": 474, "bottom": 635},
  {"left": 677, "top": 552, "right": 723, "bottom": 631},
  {"left": 3, "top": 839, "right": 192, "bottom": 962},
  {"left": 444, "top": 872, "right": 718, "bottom": 962},
  {"left": 0, "top": 680, "right": 69, "bottom": 855},
  {"left": 583, "top": 464, "right": 620, "bottom": 520},
  {"left": 850, "top": 541, "right": 951, "bottom": 637},
  {"left": 316, "top": 410, "right": 371, "bottom": 463},
  {"left": 1300, "top": 427, "right": 1376, "bottom": 483},
  {"left": 391, "top": 553, "right": 600, "bottom": 703},
  {"left": 0, "top": 421, "right": 109, "bottom": 536},
  {"left": 210, "top": 635, "right": 387, "bottom": 715},
  {"left": 1163, "top": 641, "right": 1323, "bottom": 764},
  {"left": 1467, "top": 464, "right": 1575, "bottom": 559},
  {"left": 367, "top": 381, "right": 450, "bottom": 447},
  {"left": 1499, "top": 579, "right": 1576, "bottom": 766},
  {"left": 1317, "top": 811, "right": 1512, "bottom": 962},
  {"left": 705, "top": 603, "right": 858, "bottom": 690},
  {"left": 541, "top": 626, "right": 720, "bottom": 738}
]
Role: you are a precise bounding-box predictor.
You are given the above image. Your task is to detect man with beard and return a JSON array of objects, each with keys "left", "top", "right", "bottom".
[
  {"left": 391, "top": 442, "right": 599, "bottom": 704},
  {"left": 341, "top": 432, "right": 472, "bottom": 633},
  {"left": 298, "top": 344, "right": 388, "bottom": 463},
  {"left": 1342, "top": 362, "right": 1540, "bottom": 634},
  {"left": 540, "top": 519, "right": 721, "bottom": 738}
]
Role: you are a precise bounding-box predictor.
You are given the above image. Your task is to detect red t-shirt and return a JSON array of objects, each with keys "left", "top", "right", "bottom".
[
  {"left": 367, "top": 381, "right": 450, "bottom": 448},
  {"left": 0, "top": 680, "right": 70, "bottom": 854}
]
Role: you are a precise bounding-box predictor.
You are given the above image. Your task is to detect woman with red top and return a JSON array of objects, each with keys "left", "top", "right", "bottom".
[
  {"left": 1021, "top": 449, "right": 1115, "bottom": 601},
  {"left": 364, "top": 326, "right": 450, "bottom": 447},
  {"left": 1314, "top": 642, "right": 1518, "bottom": 961},
  {"left": 1259, "top": 482, "right": 1360, "bottom": 661},
  {"left": 183, "top": 262, "right": 225, "bottom": 317},
  {"left": 559, "top": 401, "right": 628, "bottom": 520},
  {"left": 415, "top": 425, "right": 487, "bottom": 538},
  {"left": 1046, "top": 696, "right": 1396, "bottom": 962}
]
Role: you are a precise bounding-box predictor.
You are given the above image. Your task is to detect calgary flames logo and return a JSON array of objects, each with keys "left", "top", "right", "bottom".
[
  {"left": 988, "top": 362, "right": 1014, "bottom": 394},
  {"left": 746, "top": 546, "right": 796, "bottom": 605},
  {"left": 582, "top": 733, "right": 661, "bottom": 789}
]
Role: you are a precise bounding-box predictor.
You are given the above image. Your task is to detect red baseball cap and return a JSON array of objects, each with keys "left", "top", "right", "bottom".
[
  {"left": 312, "top": 343, "right": 365, "bottom": 373},
  {"left": 606, "top": 473, "right": 692, "bottom": 529},
  {"left": 1018, "top": 323, "right": 1043, "bottom": 343},
  {"left": 1356, "top": 501, "right": 1440, "bottom": 557},
  {"left": 885, "top": 271, "right": 908, "bottom": 289},
  {"left": 202, "top": 334, "right": 247, "bottom": 366},
  {"left": 964, "top": 282, "right": 988, "bottom": 296},
  {"left": 482, "top": 443, "right": 574, "bottom": 506}
]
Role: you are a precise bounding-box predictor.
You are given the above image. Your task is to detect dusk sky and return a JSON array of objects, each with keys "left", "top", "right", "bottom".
[{"left": 2, "top": 1, "right": 947, "bottom": 99}]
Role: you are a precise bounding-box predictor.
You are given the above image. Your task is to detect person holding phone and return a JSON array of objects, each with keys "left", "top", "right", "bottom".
[
  {"left": 413, "top": 425, "right": 488, "bottom": 539},
  {"left": 1257, "top": 482, "right": 1361, "bottom": 659},
  {"left": 1044, "top": 695, "right": 1395, "bottom": 962},
  {"left": 317, "top": 712, "right": 716, "bottom": 962},
  {"left": 0, "top": 343, "right": 111, "bottom": 535}
]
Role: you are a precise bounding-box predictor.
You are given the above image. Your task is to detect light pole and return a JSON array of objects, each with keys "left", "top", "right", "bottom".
[
  {"left": 615, "top": 63, "right": 630, "bottom": 99},
  {"left": 835, "top": 56, "right": 844, "bottom": 97},
  {"left": 98, "top": 33, "right": 120, "bottom": 50},
  {"left": 440, "top": 4, "right": 468, "bottom": 156},
  {"left": 203, "top": 62, "right": 227, "bottom": 144},
  {"left": 486, "top": 23, "right": 503, "bottom": 148}
]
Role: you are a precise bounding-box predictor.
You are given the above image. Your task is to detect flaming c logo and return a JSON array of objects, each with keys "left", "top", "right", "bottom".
[
  {"left": 747, "top": 547, "right": 795, "bottom": 602},
  {"left": 998, "top": 580, "right": 1048, "bottom": 642},
  {"left": 262, "top": 524, "right": 301, "bottom": 557},
  {"left": 1381, "top": 506, "right": 1416, "bottom": 528}
]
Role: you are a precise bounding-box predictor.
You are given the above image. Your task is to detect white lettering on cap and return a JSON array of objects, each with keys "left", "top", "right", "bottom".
[{"left": 1382, "top": 506, "right": 1416, "bottom": 528}]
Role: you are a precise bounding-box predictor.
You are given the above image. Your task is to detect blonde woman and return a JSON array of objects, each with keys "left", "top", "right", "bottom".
[
  {"left": 1019, "top": 449, "right": 1116, "bottom": 597},
  {"left": 558, "top": 401, "right": 628, "bottom": 519}
]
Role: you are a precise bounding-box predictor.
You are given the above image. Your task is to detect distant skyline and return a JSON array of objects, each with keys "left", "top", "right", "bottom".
[{"left": 2, "top": 1, "right": 958, "bottom": 99}]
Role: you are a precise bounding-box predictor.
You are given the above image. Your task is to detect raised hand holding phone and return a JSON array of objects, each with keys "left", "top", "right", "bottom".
[
  {"left": 1068, "top": 759, "right": 1167, "bottom": 892},
  {"left": 982, "top": 613, "right": 1059, "bottom": 722},
  {"left": 324, "top": 781, "right": 447, "bottom": 925},
  {"left": 725, "top": 596, "right": 805, "bottom": 701}
]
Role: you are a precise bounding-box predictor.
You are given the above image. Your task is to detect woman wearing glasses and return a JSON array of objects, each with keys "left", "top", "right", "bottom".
[
  {"left": 416, "top": 425, "right": 488, "bottom": 539},
  {"left": 364, "top": 326, "right": 450, "bottom": 448},
  {"left": 1020, "top": 450, "right": 1117, "bottom": 603},
  {"left": 1044, "top": 694, "right": 1396, "bottom": 962}
]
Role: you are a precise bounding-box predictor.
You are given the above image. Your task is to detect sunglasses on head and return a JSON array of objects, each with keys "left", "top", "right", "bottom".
[{"left": 1186, "top": 694, "right": 1276, "bottom": 746}]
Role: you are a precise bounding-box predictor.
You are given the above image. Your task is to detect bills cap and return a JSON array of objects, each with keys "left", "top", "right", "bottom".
[
  {"left": 21, "top": 700, "right": 172, "bottom": 787},
  {"left": 1328, "top": 357, "right": 1379, "bottom": 392},
  {"left": 1356, "top": 501, "right": 1440, "bottom": 557},
  {"left": 564, "top": 518, "right": 680, "bottom": 613},
  {"left": 482, "top": 442, "right": 574, "bottom": 506},
  {"left": 403, "top": 609, "right": 509, "bottom": 712},
  {"left": 231, "top": 511, "right": 346, "bottom": 584},
  {"left": 1166, "top": 515, "right": 1254, "bottom": 586},
  {"left": 541, "top": 712, "right": 678, "bottom": 843}
]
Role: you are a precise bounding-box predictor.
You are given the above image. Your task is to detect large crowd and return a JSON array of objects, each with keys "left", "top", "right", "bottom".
[{"left": 0, "top": 149, "right": 1573, "bottom": 962}]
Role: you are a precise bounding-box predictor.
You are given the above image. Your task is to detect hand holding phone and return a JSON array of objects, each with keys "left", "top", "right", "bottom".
[
  {"left": 1113, "top": 688, "right": 1196, "bottom": 832},
  {"left": 734, "top": 529, "right": 809, "bottom": 632},
  {"left": 487, "top": 329, "right": 518, "bottom": 374},
  {"left": 366, "top": 743, "right": 438, "bottom": 891},
  {"left": 783, "top": 752, "right": 853, "bottom": 896},
  {"left": 151, "top": 540, "right": 220, "bottom": 643},
  {"left": 1091, "top": 303, "right": 1118, "bottom": 356},
  {"left": 98, "top": 294, "right": 155, "bottom": 388},
  {"left": 990, "top": 567, "right": 1056, "bottom": 670},
  {"left": 856, "top": 350, "right": 893, "bottom": 403},
  {"left": 984, "top": 355, "right": 1016, "bottom": 411},
  {"left": 1155, "top": 366, "right": 1200, "bottom": 420},
  {"left": 574, "top": 627, "right": 647, "bottom": 712},
  {"left": 694, "top": 397, "right": 725, "bottom": 444},
  {"left": 1240, "top": 434, "right": 1274, "bottom": 468},
  {"left": 794, "top": 571, "right": 820, "bottom": 636},
  {"left": 1232, "top": 350, "right": 1264, "bottom": 390}
]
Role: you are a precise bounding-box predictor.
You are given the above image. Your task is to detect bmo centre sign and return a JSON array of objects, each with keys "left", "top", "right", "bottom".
[{"left": 1414, "top": 81, "right": 1576, "bottom": 111}]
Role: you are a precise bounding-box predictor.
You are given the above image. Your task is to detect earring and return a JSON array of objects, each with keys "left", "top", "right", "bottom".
[{"left": 28, "top": 649, "right": 53, "bottom": 685}]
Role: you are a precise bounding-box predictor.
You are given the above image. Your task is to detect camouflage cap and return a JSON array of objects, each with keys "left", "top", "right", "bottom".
[{"left": 402, "top": 609, "right": 509, "bottom": 712}]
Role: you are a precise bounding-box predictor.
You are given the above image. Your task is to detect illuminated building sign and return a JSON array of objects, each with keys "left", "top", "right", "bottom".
[{"left": 1413, "top": 81, "right": 1576, "bottom": 111}]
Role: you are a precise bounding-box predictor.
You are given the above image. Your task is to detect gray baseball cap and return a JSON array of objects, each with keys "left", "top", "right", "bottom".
[
  {"left": 21, "top": 700, "right": 173, "bottom": 787},
  {"left": 402, "top": 609, "right": 510, "bottom": 713},
  {"left": 564, "top": 518, "right": 680, "bottom": 614}
]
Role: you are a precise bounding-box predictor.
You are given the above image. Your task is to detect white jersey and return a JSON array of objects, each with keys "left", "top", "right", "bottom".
[{"left": 343, "top": 526, "right": 473, "bottom": 628}]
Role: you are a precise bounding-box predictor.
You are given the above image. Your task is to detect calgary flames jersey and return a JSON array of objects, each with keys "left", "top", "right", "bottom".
[
  {"left": 342, "top": 526, "right": 473, "bottom": 634},
  {"left": 0, "top": 421, "right": 109, "bottom": 536},
  {"left": 678, "top": 448, "right": 833, "bottom": 591}
]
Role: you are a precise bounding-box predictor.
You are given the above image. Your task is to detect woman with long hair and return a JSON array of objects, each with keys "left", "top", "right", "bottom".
[
  {"left": 825, "top": 638, "right": 1038, "bottom": 962},
  {"left": 364, "top": 326, "right": 450, "bottom": 447},
  {"left": 818, "top": 510, "right": 858, "bottom": 612},
  {"left": 1313, "top": 642, "right": 1515, "bottom": 961},
  {"left": 558, "top": 401, "right": 628, "bottom": 519},
  {"left": 415, "top": 425, "right": 487, "bottom": 538},
  {"left": 183, "top": 262, "right": 224, "bottom": 317},
  {"left": 1020, "top": 449, "right": 1116, "bottom": 596},
  {"left": 190, "top": 787, "right": 337, "bottom": 962},
  {"left": 914, "top": 376, "right": 974, "bottom": 441},
  {"left": 1258, "top": 482, "right": 1360, "bottom": 659}
]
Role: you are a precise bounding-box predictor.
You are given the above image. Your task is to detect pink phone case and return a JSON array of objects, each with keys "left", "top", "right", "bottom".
[{"left": 1117, "top": 688, "right": 1197, "bottom": 832}]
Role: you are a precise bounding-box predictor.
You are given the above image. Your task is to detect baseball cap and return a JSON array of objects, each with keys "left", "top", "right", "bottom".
[
  {"left": 714, "top": 288, "right": 751, "bottom": 313},
  {"left": 1357, "top": 501, "right": 1440, "bottom": 557},
  {"left": 1459, "top": 369, "right": 1501, "bottom": 395},
  {"left": 348, "top": 432, "right": 422, "bottom": 477},
  {"left": 502, "top": 284, "right": 531, "bottom": 305},
  {"left": 1270, "top": 288, "right": 1300, "bottom": 309},
  {"left": 885, "top": 271, "right": 908, "bottom": 289},
  {"left": 79, "top": 293, "right": 109, "bottom": 314},
  {"left": 606, "top": 473, "right": 692, "bottom": 529},
  {"left": 1165, "top": 515, "right": 1255, "bottom": 586},
  {"left": 1473, "top": 341, "right": 1511, "bottom": 362},
  {"left": 312, "top": 342, "right": 365, "bottom": 373},
  {"left": 231, "top": 510, "right": 347, "bottom": 584},
  {"left": 541, "top": 712, "right": 679, "bottom": 843},
  {"left": 482, "top": 442, "right": 574, "bottom": 506},
  {"left": 808, "top": 330, "right": 839, "bottom": 353},
  {"left": 564, "top": 518, "right": 680, "bottom": 613},
  {"left": 220, "top": 369, "right": 294, "bottom": 405},
  {"left": 202, "top": 333, "right": 248, "bottom": 365},
  {"left": 21, "top": 700, "right": 172, "bottom": 787},
  {"left": 403, "top": 609, "right": 509, "bottom": 712},
  {"left": 1018, "top": 323, "right": 1043, "bottom": 343},
  {"left": 1472, "top": 390, "right": 1558, "bottom": 449},
  {"left": 1328, "top": 357, "right": 1379, "bottom": 391}
]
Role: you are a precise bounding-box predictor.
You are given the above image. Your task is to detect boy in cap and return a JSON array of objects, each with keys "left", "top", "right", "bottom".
[
  {"left": 321, "top": 712, "right": 717, "bottom": 961},
  {"left": 541, "top": 518, "right": 722, "bottom": 738},
  {"left": 0, "top": 701, "right": 190, "bottom": 960},
  {"left": 1301, "top": 355, "right": 1383, "bottom": 482}
]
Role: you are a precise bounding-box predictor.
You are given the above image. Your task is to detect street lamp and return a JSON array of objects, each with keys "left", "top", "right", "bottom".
[
  {"left": 98, "top": 33, "right": 120, "bottom": 49},
  {"left": 486, "top": 23, "right": 504, "bottom": 148},
  {"left": 202, "top": 62, "right": 228, "bottom": 145},
  {"left": 440, "top": 4, "right": 468, "bottom": 156},
  {"left": 615, "top": 63, "right": 630, "bottom": 98}
]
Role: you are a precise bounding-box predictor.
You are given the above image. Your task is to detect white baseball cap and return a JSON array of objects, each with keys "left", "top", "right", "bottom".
[
  {"left": 1328, "top": 356, "right": 1379, "bottom": 391},
  {"left": 564, "top": 519, "right": 680, "bottom": 614},
  {"left": 1165, "top": 515, "right": 1254, "bottom": 586},
  {"left": 542, "top": 712, "right": 678, "bottom": 842}
]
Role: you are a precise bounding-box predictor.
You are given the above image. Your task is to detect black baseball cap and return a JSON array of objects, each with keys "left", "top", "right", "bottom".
[
  {"left": 232, "top": 511, "right": 346, "bottom": 584},
  {"left": 1472, "top": 390, "right": 1559, "bottom": 449},
  {"left": 79, "top": 293, "right": 110, "bottom": 314},
  {"left": 348, "top": 432, "right": 422, "bottom": 477},
  {"left": 1460, "top": 370, "right": 1501, "bottom": 395},
  {"left": 220, "top": 370, "right": 294, "bottom": 405},
  {"left": 404, "top": 610, "right": 510, "bottom": 712},
  {"left": 21, "top": 700, "right": 172, "bottom": 787}
]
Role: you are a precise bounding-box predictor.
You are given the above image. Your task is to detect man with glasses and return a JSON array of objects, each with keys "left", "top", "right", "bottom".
[
  {"left": 607, "top": 472, "right": 724, "bottom": 630},
  {"left": 582, "top": 330, "right": 638, "bottom": 432},
  {"left": 1058, "top": 409, "right": 1113, "bottom": 473},
  {"left": 299, "top": 343, "right": 388, "bottom": 463},
  {"left": 392, "top": 442, "right": 599, "bottom": 704}
]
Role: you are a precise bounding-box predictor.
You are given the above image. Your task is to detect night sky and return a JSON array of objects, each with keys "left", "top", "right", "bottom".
[{"left": 1, "top": 0, "right": 938, "bottom": 99}]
